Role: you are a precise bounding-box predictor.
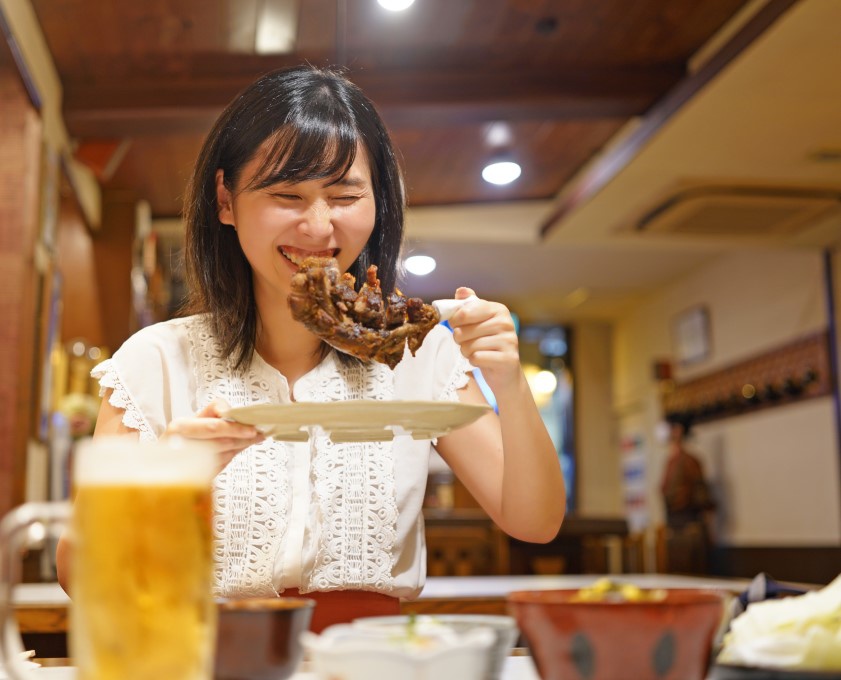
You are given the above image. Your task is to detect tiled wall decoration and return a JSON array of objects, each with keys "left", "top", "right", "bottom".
[{"left": 661, "top": 331, "right": 832, "bottom": 424}]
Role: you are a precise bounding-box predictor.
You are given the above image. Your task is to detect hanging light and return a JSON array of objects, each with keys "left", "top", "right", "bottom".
[
  {"left": 404, "top": 255, "right": 436, "bottom": 276},
  {"left": 482, "top": 160, "right": 521, "bottom": 185},
  {"left": 378, "top": 0, "right": 415, "bottom": 11}
]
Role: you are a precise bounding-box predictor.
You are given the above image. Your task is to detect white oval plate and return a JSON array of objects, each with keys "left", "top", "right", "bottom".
[{"left": 225, "top": 400, "right": 492, "bottom": 442}]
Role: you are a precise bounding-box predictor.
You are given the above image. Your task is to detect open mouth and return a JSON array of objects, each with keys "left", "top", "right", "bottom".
[{"left": 278, "top": 246, "right": 338, "bottom": 267}]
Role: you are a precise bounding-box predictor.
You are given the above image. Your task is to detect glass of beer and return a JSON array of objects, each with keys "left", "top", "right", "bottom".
[{"left": 0, "top": 436, "right": 218, "bottom": 680}]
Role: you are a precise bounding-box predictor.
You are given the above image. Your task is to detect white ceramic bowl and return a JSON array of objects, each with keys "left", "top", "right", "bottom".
[
  {"left": 302, "top": 622, "right": 495, "bottom": 680},
  {"left": 352, "top": 614, "right": 518, "bottom": 680}
]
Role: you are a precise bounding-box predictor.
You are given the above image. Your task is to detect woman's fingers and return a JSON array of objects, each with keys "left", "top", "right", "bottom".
[
  {"left": 448, "top": 290, "right": 524, "bottom": 388},
  {"left": 196, "top": 398, "right": 231, "bottom": 418},
  {"left": 166, "top": 416, "right": 261, "bottom": 441},
  {"left": 160, "top": 398, "right": 265, "bottom": 474},
  {"left": 165, "top": 397, "right": 264, "bottom": 449}
]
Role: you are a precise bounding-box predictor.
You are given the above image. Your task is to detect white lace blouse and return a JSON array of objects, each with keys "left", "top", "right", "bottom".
[{"left": 91, "top": 315, "right": 473, "bottom": 600}]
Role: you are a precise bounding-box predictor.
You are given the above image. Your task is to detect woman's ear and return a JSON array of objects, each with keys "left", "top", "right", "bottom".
[{"left": 215, "top": 169, "right": 235, "bottom": 227}]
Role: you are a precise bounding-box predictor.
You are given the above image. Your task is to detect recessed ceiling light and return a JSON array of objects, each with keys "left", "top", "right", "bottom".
[
  {"left": 482, "top": 161, "right": 521, "bottom": 185},
  {"left": 484, "top": 122, "right": 513, "bottom": 147},
  {"left": 378, "top": 0, "right": 415, "bottom": 11},
  {"left": 254, "top": 0, "right": 298, "bottom": 54},
  {"left": 404, "top": 255, "right": 436, "bottom": 276}
]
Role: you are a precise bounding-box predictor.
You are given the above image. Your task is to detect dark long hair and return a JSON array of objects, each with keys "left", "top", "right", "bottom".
[{"left": 182, "top": 65, "right": 405, "bottom": 368}]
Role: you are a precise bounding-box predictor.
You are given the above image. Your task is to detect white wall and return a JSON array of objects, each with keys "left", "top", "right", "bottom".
[{"left": 612, "top": 248, "right": 841, "bottom": 545}]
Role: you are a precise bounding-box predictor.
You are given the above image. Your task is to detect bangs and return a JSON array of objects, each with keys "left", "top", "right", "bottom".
[{"left": 246, "top": 115, "right": 359, "bottom": 190}]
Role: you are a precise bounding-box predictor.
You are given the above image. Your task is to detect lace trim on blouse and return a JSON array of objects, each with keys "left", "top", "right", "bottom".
[
  {"left": 302, "top": 359, "right": 398, "bottom": 593},
  {"left": 187, "top": 317, "right": 289, "bottom": 597},
  {"left": 91, "top": 360, "right": 157, "bottom": 442}
]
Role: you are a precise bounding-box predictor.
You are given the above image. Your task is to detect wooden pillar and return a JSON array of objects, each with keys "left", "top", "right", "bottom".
[
  {"left": 93, "top": 191, "right": 136, "bottom": 354},
  {"left": 0, "top": 57, "right": 44, "bottom": 515},
  {"left": 56, "top": 192, "right": 105, "bottom": 348}
]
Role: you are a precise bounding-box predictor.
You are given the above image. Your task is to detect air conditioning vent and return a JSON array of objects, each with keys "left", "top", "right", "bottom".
[{"left": 632, "top": 185, "right": 841, "bottom": 237}]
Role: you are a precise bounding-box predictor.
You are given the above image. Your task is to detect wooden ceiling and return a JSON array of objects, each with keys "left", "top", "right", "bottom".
[{"left": 32, "top": 0, "right": 750, "bottom": 218}]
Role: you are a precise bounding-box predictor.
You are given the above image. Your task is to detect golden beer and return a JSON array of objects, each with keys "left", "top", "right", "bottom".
[{"left": 69, "top": 438, "right": 217, "bottom": 680}]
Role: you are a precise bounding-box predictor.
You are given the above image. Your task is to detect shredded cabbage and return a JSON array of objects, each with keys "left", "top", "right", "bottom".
[{"left": 718, "top": 574, "right": 841, "bottom": 670}]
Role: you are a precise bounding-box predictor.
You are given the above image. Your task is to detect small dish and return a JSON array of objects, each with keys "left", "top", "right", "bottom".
[
  {"left": 302, "top": 622, "right": 495, "bottom": 680},
  {"left": 352, "top": 614, "right": 518, "bottom": 680}
]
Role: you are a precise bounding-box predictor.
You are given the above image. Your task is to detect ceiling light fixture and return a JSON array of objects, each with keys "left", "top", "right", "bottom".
[
  {"left": 377, "top": 0, "right": 415, "bottom": 11},
  {"left": 484, "top": 121, "right": 513, "bottom": 147},
  {"left": 254, "top": 0, "right": 299, "bottom": 54},
  {"left": 404, "top": 255, "right": 436, "bottom": 276},
  {"left": 482, "top": 160, "right": 521, "bottom": 186}
]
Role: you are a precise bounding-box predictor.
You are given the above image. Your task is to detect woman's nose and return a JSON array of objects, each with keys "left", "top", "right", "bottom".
[{"left": 299, "top": 201, "right": 333, "bottom": 239}]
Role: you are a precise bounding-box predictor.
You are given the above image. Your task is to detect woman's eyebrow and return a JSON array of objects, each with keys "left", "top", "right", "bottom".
[{"left": 329, "top": 176, "right": 368, "bottom": 188}]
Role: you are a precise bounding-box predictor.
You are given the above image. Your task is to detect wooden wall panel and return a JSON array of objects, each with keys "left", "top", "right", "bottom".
[
  {"left": 0, "top": 64, "right": 43, "bottom": 515},
  {"left": 56, "top": 195, "right": 105, "bottom": 347},
  {"left": 93, "top": 192, "right": 136, "bottom": 353}
]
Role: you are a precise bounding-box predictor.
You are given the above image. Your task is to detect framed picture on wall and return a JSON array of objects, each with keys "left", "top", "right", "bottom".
[{"left": 672, "top": 305, "right": 711, "bottom": 365}]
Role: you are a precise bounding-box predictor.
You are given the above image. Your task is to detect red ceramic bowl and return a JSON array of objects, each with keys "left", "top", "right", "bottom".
[
  {"left": 507, "top": 588, "right": 726, "bottom": 680},
  {"left": 215, "top": 597, "right": 315, "bottom": 680}
]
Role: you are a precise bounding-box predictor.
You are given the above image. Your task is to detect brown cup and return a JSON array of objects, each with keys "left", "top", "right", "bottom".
[{"left": 215, "top": 597, "right": 315, "bottom": 680}]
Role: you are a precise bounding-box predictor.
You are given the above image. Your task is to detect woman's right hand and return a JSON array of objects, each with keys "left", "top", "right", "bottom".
[{"left": 163, "top": 398, "right": 265, "bottom": 471}]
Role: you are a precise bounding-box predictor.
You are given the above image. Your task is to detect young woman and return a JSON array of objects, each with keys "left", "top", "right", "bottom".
[{"left": 57, "top": 65, "right": 565, "bottom": 631}]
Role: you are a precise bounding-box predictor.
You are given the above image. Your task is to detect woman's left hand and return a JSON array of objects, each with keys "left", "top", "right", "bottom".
[{"left": 448, "top": 287, "right": 521, "bottom": 393}]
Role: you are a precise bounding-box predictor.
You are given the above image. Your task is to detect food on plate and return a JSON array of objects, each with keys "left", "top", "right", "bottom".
[
  {"left": 288, "top": 256, "right": 440, "bottom": 369},
  {"left": 379, "top": 614, "right": 461, "bottom": 650},
  {"left": 717, "top": 574, "right": 841, "bottom": 671},
  {"left": 571, "top": 577, "right": 667, "bottom": 603}
]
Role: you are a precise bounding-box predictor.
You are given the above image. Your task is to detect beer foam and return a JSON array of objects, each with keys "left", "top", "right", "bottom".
[{"left": 74, "top": 436, "right": 218, "bottom": 486}]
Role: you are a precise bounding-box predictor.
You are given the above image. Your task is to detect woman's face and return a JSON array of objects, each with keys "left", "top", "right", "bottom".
[{"left": 216, "top": 143, "right": 377, "bottom": 301}]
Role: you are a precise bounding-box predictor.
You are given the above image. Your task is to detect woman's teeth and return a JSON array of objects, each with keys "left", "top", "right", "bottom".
[{"left": 279, "top": 248, "right": 334, "bottom": 266}]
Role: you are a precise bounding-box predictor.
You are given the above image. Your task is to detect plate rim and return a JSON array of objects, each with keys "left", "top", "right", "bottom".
[
  {"left": 224, "top": 399, "right": 492, "bottom": 442},
  {"left": 711, "top": 662, "right": 841, "bottom": 679}
]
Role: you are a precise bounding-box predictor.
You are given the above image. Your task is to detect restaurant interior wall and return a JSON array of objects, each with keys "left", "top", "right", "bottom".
[
  {"left": 612, "top": 246, "right": 841, "bottom": 581},
  {"left": 55, "top": 191, "right": 104, "bottom": 348},
  {"left": 0, "top": 0, "right": 106, "bottom": 519},
  {"left": 571, "top": 322, "right": 621, "bottom": 517},
  {"left": 0, "top": 47, "right": 42, "bottom": 517}
]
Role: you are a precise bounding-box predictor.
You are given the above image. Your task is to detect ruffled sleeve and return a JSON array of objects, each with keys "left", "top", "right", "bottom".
[
  {"left": 90, "top": 319, "right": 194, "bottom": 441},
  {"left": 91, "top": 359, "right": 157, "bottom": 441}
]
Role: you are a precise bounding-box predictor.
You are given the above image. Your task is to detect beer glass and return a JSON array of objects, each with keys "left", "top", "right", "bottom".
[{"left": 0, "top": 436, "right": 218, "bottom": 679}]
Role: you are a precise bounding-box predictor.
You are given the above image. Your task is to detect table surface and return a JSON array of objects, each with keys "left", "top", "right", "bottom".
[
  {"left": 6, "top": 575, "right": 809, "bottom": 680},
  {"left": 7, "top": 656, "right": 542, "bottom": 680},
  {"left": 13, "top": 573, "right": 753, "bottom": 608}
]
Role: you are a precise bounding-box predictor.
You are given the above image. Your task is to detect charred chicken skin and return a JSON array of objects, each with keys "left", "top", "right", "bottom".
[{"left": 288, "top": 256, "right": 440, "bottom": 369}]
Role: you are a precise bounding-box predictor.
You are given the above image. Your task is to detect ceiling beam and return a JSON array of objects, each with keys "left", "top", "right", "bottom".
[
  {"left": 539, "top": 0, "right": 801, "bottom": 240},
  {"left": 63, "top": 64, "right": 683, "bottom": 138}
]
